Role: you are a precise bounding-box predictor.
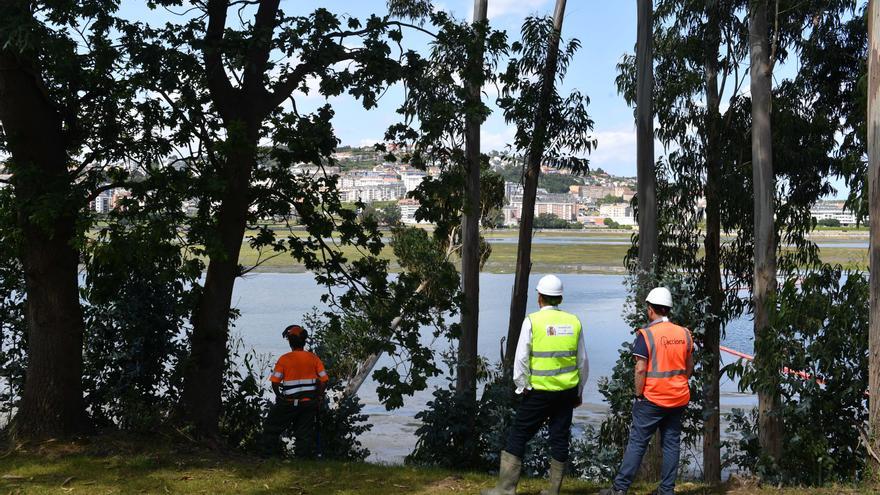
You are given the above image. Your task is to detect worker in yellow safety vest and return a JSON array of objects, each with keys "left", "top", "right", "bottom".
[
  {"left": 483, "top": 275, "right": 588, "bottom": 495},
  {"left": 600, "top": 287, "right": 694, "bottom": 495}
]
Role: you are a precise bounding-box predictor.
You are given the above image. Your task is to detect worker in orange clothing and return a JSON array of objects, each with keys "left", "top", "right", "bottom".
[
  {"left": 258, "top": 324, "right": 329, "bottom": 458},
  {"left": 600, "top": 287, "right": 694, "bottom": 495}
]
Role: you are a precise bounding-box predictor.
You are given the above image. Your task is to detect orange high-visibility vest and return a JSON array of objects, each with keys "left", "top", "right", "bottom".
[
  {"left": 637, "top": 320, "right": 693, "bottom": 408},
  {"left": 269, "top": 350, "right": 329, "bottom": 401}
]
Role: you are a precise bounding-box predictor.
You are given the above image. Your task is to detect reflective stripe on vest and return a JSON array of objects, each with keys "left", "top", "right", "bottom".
[
  {"left": 639, "top": 320, "right": 692, "bottom": 408},
  {"left": 528, "top": 309, "right": 582, "bottom": 391}
]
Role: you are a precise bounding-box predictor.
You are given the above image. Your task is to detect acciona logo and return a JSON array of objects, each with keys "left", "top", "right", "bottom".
[{"left": 660, "top": 336, "right": 686, "bottom": 346}]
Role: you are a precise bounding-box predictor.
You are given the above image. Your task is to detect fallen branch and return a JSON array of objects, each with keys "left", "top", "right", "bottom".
[{"left": 859, "top": 427, "right": 880, "bottom": 464}]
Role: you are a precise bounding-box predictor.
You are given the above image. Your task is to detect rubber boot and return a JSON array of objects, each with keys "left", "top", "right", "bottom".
[
  {"left": 539, "top": 458, "right": 565, "bottom": 495},
  {"left": 481, "top": 451, "right": 522, "bottom": 495}
]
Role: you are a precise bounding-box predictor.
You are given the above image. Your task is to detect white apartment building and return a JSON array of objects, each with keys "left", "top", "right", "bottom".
[
  {"left": 339, "top": 182, "right": 406, "bottom": 202},
  {"left": 90, "top": 189, "right": 114, "bottom": 214},
  {"left": 811, "top": 202, "right": 858, "bottom": 226},
  {"left": 400, "top": 170, "right": 427, "bottom": 192},
  {"left": 398, "top": 198, "right": 428, "bottom": 225},
  {"left": 599, "top": 202, "right": 635, "bottom": 226},
  {"left": 503, "top": 194, "right": 577, "bottom": 226}
]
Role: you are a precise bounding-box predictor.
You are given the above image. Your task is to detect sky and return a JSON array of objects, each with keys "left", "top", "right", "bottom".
[
  {"left": 118, "top": 0, "right": 861, "bottom": 197},
  {"left": 121, "top": 0, "right": 643, "bottom": 178}
]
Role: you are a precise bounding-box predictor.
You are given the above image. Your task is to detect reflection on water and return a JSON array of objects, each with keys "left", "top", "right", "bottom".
[{"left": 232, "top": 272, "right": 758, "bottom": 463}]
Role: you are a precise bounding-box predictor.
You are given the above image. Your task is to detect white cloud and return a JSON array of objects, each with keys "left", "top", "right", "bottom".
[
  {"left": 485, "top": 0, "right": 550, "bottom": 19},
  {"left": 291, "top": 75, "right": 325, "bottom": 100},
  {"left": 481, "top": 125, "right": 517, "bottom": 151},
  {"left": 358, "top": 138, "right": 385, "bottom": 147},
  {"left": 588, "top": 129, "right": 637, "bottom": 166}
]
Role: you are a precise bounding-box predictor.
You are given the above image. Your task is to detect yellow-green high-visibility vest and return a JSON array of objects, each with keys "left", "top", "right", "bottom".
[{"left": 528, "top": 309, "right": 582, "bottom": 391}]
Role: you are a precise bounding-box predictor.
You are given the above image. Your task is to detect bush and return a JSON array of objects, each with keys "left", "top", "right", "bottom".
[
  {"left": 816, "top": 217, "right": 841, "bottom": 227},
  {"left": 534, "top": 213, "right": 574, "bottom": 229},
  {"left": 220, "top": 335, "right": 272, "bottom": 451},
  {"left": 408, "top": 355, "right": 620, "bottom": 481},
  {"left": 724, "top": 267, "right": 869, "bottom": 484},
  {"left": 316, "top": 387, "right": 372, "bottom": 461},
  {"left": 598, "top": 271, "right": 714, "bottom": 474},
  {"left": 83, "top": 217, "right": 198, "bottom": 431}
]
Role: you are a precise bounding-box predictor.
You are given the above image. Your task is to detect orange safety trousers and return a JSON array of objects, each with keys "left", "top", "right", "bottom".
[{"left": 638, "top": 320, "right": 693, "bottom": 408}]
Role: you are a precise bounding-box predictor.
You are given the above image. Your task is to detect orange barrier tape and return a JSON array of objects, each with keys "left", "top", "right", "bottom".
[{"left": 719, "top": 345, "right": 825, "bottom": 385}]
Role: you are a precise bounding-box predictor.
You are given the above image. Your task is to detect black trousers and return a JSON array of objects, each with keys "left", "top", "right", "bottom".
[
  {"left": 259, "top": 398, "right": 318, "bottom": 457},
  {"left": 505, "top": 387, "right": 578, "bottom": 463}
]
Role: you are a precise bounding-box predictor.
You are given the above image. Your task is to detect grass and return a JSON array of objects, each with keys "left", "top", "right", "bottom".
[
  {"left": 236, "top": 237, "right": 868, "bottom": 275},
  {"left": 0, "top": 437, "right": 873, "bottom": 495}
]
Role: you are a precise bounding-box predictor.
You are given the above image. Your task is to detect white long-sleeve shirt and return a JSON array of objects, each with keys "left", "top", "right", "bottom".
[{"left": 513, "top": 305, "right": 589, "bottom": 399}]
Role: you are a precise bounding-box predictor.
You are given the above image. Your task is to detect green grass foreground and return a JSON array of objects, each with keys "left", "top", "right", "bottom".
[{"left": 0, "top": 438, "right": 874, "bottom": 495}]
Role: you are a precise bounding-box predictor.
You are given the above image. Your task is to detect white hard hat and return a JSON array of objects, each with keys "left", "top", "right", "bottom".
[
  {"left": 646, "top": 287, "right": 673, "bottom": 308},
  {"left": 536, "top": 275, "right": 564, "bottom": 296}
]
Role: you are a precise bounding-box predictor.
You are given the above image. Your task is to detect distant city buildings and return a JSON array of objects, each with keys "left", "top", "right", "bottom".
[
  {"left": 337, "top": 165, "right": 427, "bottom": 203},
  {"left": 398, "top": 198, "right": 428, "bottom": 225},
  {"left": 569, "top": 184, "right": 635, "bottom": 201},
  {"left": 503, "top": 194, "right": 578, "bottom": 226},
  {"left": 811, "top": 201, "right": 859, "bottom": 226},
  {"left": 598, "top": 202, "right": 636, "bottom": 226},
  {"left": 88, "top": 188, "right": 131, "bottom": 214}
]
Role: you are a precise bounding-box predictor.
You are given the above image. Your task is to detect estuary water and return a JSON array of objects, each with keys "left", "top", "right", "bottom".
[{"left": 230, "top": 272, "right": 758, "bottom": 463}]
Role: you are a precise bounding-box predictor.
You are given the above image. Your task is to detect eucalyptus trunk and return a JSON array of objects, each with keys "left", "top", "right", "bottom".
[
  {"left": 0, "top": 49, "right": 86, "bottom": 440},
  {"left": 457, "top": 0, "right": 488, "bottom": 402},
  {"left": 635, "top": 0, "right": 657, "bottom": 276},
  {"left": 504, "top": 0, "right": 569, "bottom": 368},
  {"left": 633, "top": 0, "right": 664, "bottom": 481},
  {"left": 749, "top": 0, "right": 783, "bottom": 463},
  {"left": 701, "top": 3, "right": 724, "bottom": 485},
  {"left": 867, "top": 0, "right": 880, "bottom": 476}
]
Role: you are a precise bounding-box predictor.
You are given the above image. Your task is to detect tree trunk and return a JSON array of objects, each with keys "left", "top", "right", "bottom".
[
  {"left": 867, "top": 0, "right": 880, "bottom": 478},
  {"left": 636, "top": 0, "right": 657, "bottom": 276},
  {"left": 182, "top": 141, "right": 256, "bottom": 437},
  {"left": 633, "top": 0, "right": 664, "bottom": 481},
  {"left": 701, "top": 4, "right": 723, "bottom": 485},
  {"left": 749, "top": 0, "right": 783, "bottom": 463},
  {"left": 0, "top": 51, "right": 86, "bottom": 440},
  {"left": 457, "top": 0, "right": 488, "bottom": 401},
  {"left": 504, "top": 0, "right": 569, "bottom": 368}
]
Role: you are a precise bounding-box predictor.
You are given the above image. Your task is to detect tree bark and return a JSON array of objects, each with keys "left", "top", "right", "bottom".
[
  {"left": 749, "top": 0, "right": 783, "bottom": 463},
  {"left": 633, "top": 0, "right": 664, "bottom": 481},
  {"left": 457, "top": 0, "right": 488, "bottom": 402},
  {"left": 181, "top": 141, "right": 257, "bottom": 436},
  {"left": 0, "top": 50, "right": 86, "bottom": 440},
  {"left": 636, "top": 0, "right": 657, "bottom": 276},
  {"left": 504, "top": 0, "right": 568, "bottom": 368},
  {"left": 702, "top": 8, "right": 724, "bottom": 483},
  {"left": 867, "top": 0, "right": 880, "bottom": 478},
  {"left": 180, "top": 0, "right": 269, "bottom": 436}
]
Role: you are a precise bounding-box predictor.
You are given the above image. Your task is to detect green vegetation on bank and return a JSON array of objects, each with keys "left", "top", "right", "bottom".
[
  {"left": 0, "top": 440, "right": 872, "bottom": 495},
  {"left": 236, "top": 237, "right": 869, "bottom": 274}
]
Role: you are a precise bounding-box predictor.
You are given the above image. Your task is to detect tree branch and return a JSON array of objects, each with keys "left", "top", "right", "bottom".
[
  {"left": 203, "top": 0, "right": 239, "bottom": 121},
  {"left": 242, "top": 0, "right": 281, "bottom": 96},
  {"left": 263, "top": 49, "right": 364, "bottom": 113},
  {"left": 85, "top": 181, "right": 132, "bottom": 204},
  {"left": 768, "top": 0, "right": 780, "bottom": 73}
]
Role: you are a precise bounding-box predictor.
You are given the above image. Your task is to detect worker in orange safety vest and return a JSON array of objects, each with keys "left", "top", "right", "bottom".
[
  {"left": 258, "top": 324, "right": 329, "bottom": 458},
  {"left": 600, "top": 287, "right": 694, "bottom": 495}
]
